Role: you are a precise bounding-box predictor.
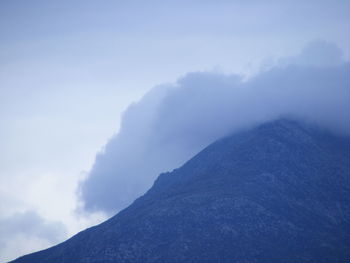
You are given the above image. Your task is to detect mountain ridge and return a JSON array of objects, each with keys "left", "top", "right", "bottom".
[{"left": 10, "top": 119, "right": 350, "bottom": 263}]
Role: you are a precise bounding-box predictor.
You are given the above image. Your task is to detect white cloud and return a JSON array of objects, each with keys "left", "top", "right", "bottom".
[
  {"left": 0, "top": 169, "right": 106, "bottom": 262},
  {"left": 80, "top": 41, "right": 350, "bottom": 214}
]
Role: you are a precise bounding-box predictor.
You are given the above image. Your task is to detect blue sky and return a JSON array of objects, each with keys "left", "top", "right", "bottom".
[{"left": 1, "top": 0, "right": 350, "bottom": 262}]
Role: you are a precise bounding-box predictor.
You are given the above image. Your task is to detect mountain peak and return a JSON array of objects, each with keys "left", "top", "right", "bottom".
[{"left": 11, "top": 119, "right": 350, "bottom": 263}]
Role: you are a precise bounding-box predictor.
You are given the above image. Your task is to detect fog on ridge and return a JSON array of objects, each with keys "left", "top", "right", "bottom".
[{"left": 80, "top": 41, "right": 350, "bottom": 214}]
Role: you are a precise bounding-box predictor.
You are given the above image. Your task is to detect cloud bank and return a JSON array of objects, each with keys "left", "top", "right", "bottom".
[{"left": 80, "top": 41, "right": 350, "bottom": 214}]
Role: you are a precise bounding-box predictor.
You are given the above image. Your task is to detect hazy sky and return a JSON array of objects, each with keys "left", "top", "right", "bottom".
[{"left": 1, "top": 0, "right": 350, "bottom": 262}]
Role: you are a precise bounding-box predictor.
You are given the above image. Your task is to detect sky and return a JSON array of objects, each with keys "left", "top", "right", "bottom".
[{"left": 1, "top": 0, "right": 350, "bottom": 262}]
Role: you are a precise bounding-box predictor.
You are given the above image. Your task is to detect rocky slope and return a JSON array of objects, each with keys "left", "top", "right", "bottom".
[{"left": 11, "top": 119, "right": 350, "bottom": 263}]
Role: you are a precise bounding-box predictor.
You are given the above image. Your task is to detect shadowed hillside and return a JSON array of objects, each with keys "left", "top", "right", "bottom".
[{"left": 11, "top": 119, "right": 350, "bottom": 263}]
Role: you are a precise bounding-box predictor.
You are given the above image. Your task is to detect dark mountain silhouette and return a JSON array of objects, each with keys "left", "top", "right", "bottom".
[{"left": 10, "top": 119, "right": 350, "bottom": 263}]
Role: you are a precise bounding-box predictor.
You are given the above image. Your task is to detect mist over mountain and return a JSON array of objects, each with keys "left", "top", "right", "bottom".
[
  {"left": 2, "top": 0, "right": 350, "bottom": 261},
  {"left": 11, "top": 119, "right": 350, "bottom": 263},
  {"left": 80, "top": 41, "right": 350, "bottom": 214}
]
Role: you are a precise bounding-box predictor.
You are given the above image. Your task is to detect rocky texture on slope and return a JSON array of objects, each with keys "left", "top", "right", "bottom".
[{"left": 11, "top": 119, "right": 350, "bottom": 263}]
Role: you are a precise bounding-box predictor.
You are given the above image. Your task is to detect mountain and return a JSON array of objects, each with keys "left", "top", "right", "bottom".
[{"left": 10, "top": 119, "right": 350, "bottom": 263}]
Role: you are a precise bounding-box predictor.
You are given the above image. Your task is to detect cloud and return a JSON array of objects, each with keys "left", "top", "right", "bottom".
[
  {"left": 279, "top": 40, "right": 345, "bottom": 67},
  {"left": 0, "top": 210, "right": 66, "bottom": 262},
  {"left": 79, "top": 41, "right": 350, "bottom": 214}
]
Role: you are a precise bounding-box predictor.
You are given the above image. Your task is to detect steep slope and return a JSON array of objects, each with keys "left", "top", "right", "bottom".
[{"left": 11, "top": 119, "right": 350, "bottom": 263}]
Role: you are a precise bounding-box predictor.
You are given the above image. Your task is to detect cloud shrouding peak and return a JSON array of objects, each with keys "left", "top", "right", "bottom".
[{"left": 79, "top": 41, "right": 350, "bottom": 214}]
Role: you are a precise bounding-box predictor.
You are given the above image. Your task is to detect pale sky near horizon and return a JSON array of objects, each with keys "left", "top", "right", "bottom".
[{"left": 1, "top": 1, "right": 350, "bottom": 262}]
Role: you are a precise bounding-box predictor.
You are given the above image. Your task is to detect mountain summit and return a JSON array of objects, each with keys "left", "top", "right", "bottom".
[{"left": 11, "top": 119, "right": 350, "bottom": 263}]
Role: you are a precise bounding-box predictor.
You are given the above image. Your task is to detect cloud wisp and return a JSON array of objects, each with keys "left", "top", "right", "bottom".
[
  {"left": 80, "top": 41, "right": 350, "bottom": 214},
  {"left": 0, "top": 211, "right": 66, "bottom": 262}
]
